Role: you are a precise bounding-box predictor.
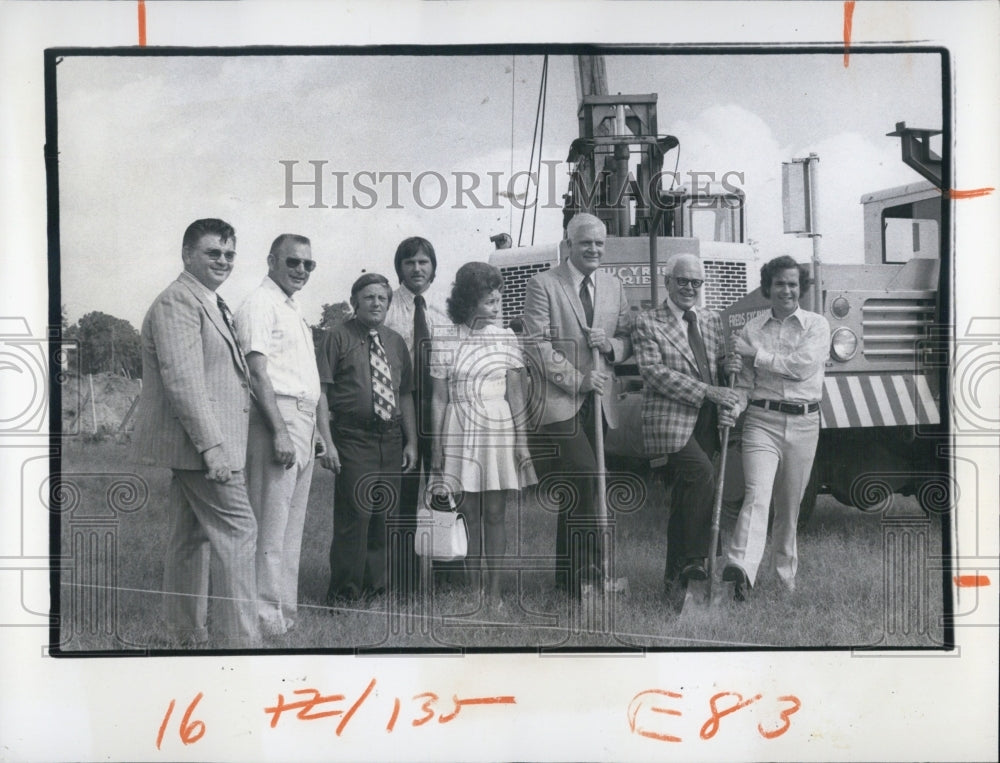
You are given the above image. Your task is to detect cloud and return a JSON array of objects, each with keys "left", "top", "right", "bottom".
[{"left": 667, "top": 103, "right": 927, "bottom": 267}]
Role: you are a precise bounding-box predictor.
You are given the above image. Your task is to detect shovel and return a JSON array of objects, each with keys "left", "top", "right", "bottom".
[
  {"left": 581, "top": 347, "right": 629, "bottom": 599},
  {"left": 681, "top": 376, "right": 735, "bottom": 613}
]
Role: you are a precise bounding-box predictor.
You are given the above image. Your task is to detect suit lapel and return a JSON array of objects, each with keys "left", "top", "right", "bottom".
[
  {"left": 555, "top": 262, "right": 589, "bottom": 331},
  {"left": 178, "top": 277, "right": 249, "bottom": 378},
  {"left": 696, "top": 306, "right": 720, "bottom": 385},
  {"left": 592, "top": 269, "right": 615, "bottom": 328},
  {"left": 657, "top": 303, "right": 698, "bottom": 372}
]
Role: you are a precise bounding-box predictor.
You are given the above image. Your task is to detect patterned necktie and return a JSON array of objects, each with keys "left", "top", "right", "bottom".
[
  {"left": 369, "top": 329, "right": 396, "bottom": 421},
  {"left": 579, "top": 275, "right": 594, "bottom": 327},
  {"left": 216, "top": 294, "right": 240, "bottom": 345},
  {"left": 683, "top": 309, "right": 713, "bottom": 384}
]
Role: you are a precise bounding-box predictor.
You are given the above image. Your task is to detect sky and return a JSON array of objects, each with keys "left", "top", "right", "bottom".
[{"left": 56, "top": 50, "right": 942, "bottom": 328}]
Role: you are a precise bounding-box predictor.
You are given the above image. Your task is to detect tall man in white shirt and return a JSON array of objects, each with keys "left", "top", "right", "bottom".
[
  {"left": 723, "top": 255, "right": 831, "bottom": 600},
  {"left": 235, "top": 234, "right": 335, "bottom": 637},
  {"left": 383, "top": 237, "right": 449, "bottom": 596}
]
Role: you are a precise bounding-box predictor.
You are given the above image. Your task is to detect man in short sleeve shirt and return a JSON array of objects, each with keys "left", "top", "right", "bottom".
[
  {"left": 316, "top": 273, "right": 418, "bottom": 603},
  {"left": 234, "top": 233, "right": 334, "bottom": 637}
]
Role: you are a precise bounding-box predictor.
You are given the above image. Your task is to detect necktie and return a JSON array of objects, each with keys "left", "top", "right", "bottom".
[
  {"left": 369, "top": 329, "right": 396, "bottom": 421},
  {"left": 216, "top": 294, "right": 240, "bottom": 345},
  {"left": 579, "top": 275, "right": 594, "bottom": 327},
  {"left": 683, "top": 309, "right": 713, "bottom": 384},
  {"left": 412, "top": 294, "right": 432, "bottom": 434},
  {"left": 413, "top": 294, "right": 430, "bottom": 386}
]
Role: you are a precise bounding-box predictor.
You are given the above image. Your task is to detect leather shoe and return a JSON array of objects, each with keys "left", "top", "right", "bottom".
[
  {"left": 722, "top": 565, "right": 749, "bottom": 602},
  {"left": 681, "top": 558, "right": 708, "bottom": 582}
]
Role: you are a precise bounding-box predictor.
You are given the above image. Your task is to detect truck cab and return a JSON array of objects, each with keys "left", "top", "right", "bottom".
[{"left": 721, "top": 178, "right": 943, "bottom": 518}]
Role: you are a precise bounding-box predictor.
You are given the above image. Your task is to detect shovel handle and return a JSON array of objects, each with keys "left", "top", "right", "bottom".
[
  {"left": 706, "top": 375, "right": 737, "bottom": 591},
  {"left": 592, "top": 347, "right": 610, "bottom": 587}
]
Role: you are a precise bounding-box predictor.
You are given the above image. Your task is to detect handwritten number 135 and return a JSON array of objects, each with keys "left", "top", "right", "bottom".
[{"left": 156, "top": 693, "right": 206, "bottom": 749}]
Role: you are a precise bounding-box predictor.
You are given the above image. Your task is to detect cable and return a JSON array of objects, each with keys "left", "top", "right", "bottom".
[
  {"left": 529, "top": 55, "right": 549, "bottom": 246},
  {"left": 517, "top": 55, "right": 548, "bottom": 247},
  {"left": 509, "top": 55, "right": 516, "bottom": 238}
]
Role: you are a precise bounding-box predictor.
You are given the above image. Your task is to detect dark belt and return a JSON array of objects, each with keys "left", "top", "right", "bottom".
[
  {"left": 750, "top": 399, "right": 819, "bottom": 415},
  {"left": 333, "top": 414, "right": 401, "bottom": 433}
]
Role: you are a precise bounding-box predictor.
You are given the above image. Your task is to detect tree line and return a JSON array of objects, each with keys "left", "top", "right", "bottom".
[{"left": 63, "top": 301, "right": 354, "bottom": 379}]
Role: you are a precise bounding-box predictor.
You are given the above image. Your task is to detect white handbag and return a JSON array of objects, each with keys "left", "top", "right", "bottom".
[{"left": 414, "top": 491, "right": 468, "bottom": 562}]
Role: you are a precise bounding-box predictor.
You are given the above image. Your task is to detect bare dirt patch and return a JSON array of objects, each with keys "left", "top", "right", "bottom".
[{"left": 62, "top": 372, "right": 141, "bottom": 433}]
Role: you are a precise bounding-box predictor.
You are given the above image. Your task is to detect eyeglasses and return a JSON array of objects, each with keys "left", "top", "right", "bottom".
[
  {"left": 285, "top": 257, "right": 317, "bottom": 272},
  {"left": 204, "top": 249, "right": 236, "bottom": 262},
  {"left": 673, "top": 277, "right": 704, "bottom": 289}
]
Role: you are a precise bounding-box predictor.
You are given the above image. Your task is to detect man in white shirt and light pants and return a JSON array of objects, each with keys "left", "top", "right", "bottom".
[
  {"left": 724, "top": 255, "right": 831, "bottom": 601},
  {"left": 236, "top": 234, "right": 333, "bottom": 637}
]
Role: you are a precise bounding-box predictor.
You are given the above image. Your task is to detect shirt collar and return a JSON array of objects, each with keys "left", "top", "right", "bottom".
[
  {"left": 566, "top": 258, "right": 592, "bottom": 290},
  {"left": 350, "top": 316, "right": 385, "bottom": 337},
  {"left": 397, "top": 282, "right": 436, "bottom": 305},
  {"left": 262, "top": 275, "right": 299, "bottom": 310},
  {"left": 179, "top": 270, "right": 218, "bottom": 303},
  {"left": 766, "top": 306, "right": 805, "bottom": 326},
  {"left": 394, "top": 284, "right": 416, "bottom": 306},
  {"left": 664, "top": 296, "right": 689, "bottom": 324}
]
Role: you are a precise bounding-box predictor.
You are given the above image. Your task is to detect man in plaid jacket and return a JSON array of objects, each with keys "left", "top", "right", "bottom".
[{"left": 632, "top": 253, "right": 741, "bottom": 591}]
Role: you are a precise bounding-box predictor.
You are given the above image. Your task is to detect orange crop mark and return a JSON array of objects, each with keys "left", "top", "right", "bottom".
[
  {"left": 943, "top": 187, "right": 995, "bottom": 200},
  {"left": 843, "top": 1, "right": 856, "bottom": 67},
  {"left": 138, "top": 0, "right": 147, "bottom": 47},
  {"left": 954, "top": 574, "right": 991, "bottom": 587}
]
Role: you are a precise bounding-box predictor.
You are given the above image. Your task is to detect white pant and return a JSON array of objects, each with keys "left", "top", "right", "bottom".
[
  {"left": 245, "top": 398, "right": 316, "bottom": 631},
  {"left": 726, "top": 406, "right": 819, "bottom": 588}
]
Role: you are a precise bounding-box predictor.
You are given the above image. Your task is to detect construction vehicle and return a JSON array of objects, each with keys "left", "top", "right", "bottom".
[
  {"left": 721, "top": 123, "right": 945, "bottom": 522},
  {"left": 489, "top": 56, "right": 758, "bottom": 459},
  {"left": 489, "top": 58, "right": 945, "bottom": 521}
]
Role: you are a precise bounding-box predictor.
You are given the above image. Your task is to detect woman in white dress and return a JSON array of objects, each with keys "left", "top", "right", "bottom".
[{"left": 430, "top": 262, "right": 535, "bottom": 608}]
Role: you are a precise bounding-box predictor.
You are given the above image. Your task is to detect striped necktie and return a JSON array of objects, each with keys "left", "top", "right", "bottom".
[
  {"left": 369, "top": 329, "right": 396, "bottom": 421},
  {"left": 216, "top": 294, "right": 238, "bottom": 340},
  {"left": 683, "top": 309, "right": 713, "bottom": 384}
]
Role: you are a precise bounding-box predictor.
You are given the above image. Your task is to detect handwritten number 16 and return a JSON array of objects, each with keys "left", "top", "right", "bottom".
[{"left": 156, "top": 693, "right": 206, "bottom": 749}]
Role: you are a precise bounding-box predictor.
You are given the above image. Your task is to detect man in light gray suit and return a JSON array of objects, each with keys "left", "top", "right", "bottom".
[
  {"left": 523, "top": 212, "right": 633, "bottom": 598},
  {"left": 133, "top": 218, "right": 259, "bottom": 648}
]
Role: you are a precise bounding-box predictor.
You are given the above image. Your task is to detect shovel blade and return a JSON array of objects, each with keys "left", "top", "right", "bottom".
[{"left": 679, "top": 577, "right": 721, "bottom": 614}]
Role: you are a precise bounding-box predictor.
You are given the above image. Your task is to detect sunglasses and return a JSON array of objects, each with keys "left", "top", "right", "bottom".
[
  {"left": 285, "top": 257, "right": 317, "bottom": 272},
  {"left": 204, "top": 249, "right": 236, "bottom": 262},
  {"left": 673, "top": 277, "right": 704, "bottom": 289}
]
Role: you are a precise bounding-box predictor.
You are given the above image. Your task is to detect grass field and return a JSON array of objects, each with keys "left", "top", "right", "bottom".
[{"left": 56, "top": 437, "right": 947, "bottom": 652}]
